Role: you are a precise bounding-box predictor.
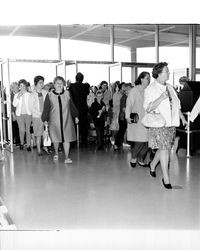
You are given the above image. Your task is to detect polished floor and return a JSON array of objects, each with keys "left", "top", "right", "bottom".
[{"left": 0, "top": 144, "right": 200, "bottom": 231}]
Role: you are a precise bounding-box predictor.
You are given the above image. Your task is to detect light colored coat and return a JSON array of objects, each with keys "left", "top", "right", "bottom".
[
  {"left": 190, "top": 96, "right": 200, "bottom": 122},
  {"left": 29, "top": 89, "right": 48, "bottom": 118},
  {"left": 143, "top": 80, "right": 181, "bottom": 127},
  {"left": 125, "top": 85, "right": 148, "bottom": 142},
  {"left": 13, "top": 92, "right": 31, "bottom": 116}
]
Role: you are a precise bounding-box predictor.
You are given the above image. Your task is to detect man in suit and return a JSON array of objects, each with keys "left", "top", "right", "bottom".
[
  {"left": 179, "top": 76, "right": 190, "bottom": 91},
  {"left": 69, "top": 72, "right": 90, "bottom": 147}
]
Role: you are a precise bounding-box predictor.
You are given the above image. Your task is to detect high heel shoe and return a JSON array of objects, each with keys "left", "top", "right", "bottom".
[
  {"left": 130, "top": 161, "right": 136, "bottom": 168},
  {"left": 149, "top": 162, "right": 156, "bottom": 177},
  {"left": 162, "top": 178, "right": 172, "bottom": 189}
]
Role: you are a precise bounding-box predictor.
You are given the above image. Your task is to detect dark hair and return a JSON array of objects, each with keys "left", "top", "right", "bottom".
[
  {"left": 18, "top": 79, "right": 27, "bottom": 86},
  {"left": 53, "top": 76, "right": 65, "bottom": 85},
  {"left": 96, "top": 90, "right": 103, "bottom": 95},
  {"left": 99, "top": 81, "right": 108, "bottom": 89},
  {"left": 34, "top": 75, "right": 44, "bottom": 86},
  {"left": 109, "top": 99, "right": 113, "bottom": 108},
  {"left": 134, "top": 72, "right": 150, "bottom": 85},
  {"left": 124, "top": 82, "right": 132, "bottom": 88},
  {"left": 75, "top": 72, "right": 84, "bottom": 83},
  {"left": 152, "top": 62, "right": 168, "bottom": 79},
  {"left": 118, "top": 82, "right": 125, "bottom": 91}
]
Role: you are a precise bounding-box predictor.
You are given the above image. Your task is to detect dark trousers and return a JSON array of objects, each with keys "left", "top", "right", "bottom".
[
  {"left": 12, "top": 120, "right": 20, "bottom": 145},
  {"left": 115, "top": 119, "right": 127, "bottom": 147},
  {"left": 95, "top": 123, "right": 104, "bottom": 148},
  {"left": 131, "top": 141, "right": 149, "bottom": 162},
  {"left": 79, "top": 115, "right": 89, "bottom": 145}
]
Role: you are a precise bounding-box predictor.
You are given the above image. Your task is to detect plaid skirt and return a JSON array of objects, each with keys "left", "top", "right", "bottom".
[{"left": 148, "top": 126, "right": 176, "bottom": 150}]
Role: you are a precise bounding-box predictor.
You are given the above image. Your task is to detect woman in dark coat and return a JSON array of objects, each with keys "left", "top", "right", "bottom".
[{"left": 42, "top": 76, "right": 79, "bottom": 164}]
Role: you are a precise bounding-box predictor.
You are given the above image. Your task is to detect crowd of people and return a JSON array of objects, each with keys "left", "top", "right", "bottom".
[{"left": 6, "top": 62, "right": 200, "bottom": 189}]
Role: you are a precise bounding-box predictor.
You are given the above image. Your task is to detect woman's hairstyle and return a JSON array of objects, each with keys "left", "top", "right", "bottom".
[
  {"left": 96, "top": 90, "right": 103, "bottom": 96},
  {"left": 99, "top": 81, "right": 108, "bottom": 89},
  {"left": 118, "top": 82, "right": 125, "bottom": 91},
  {"left": 179, "top": 76, "right": 189, "bottom": 83},
  {"left": 152, "top": 62, "right": 168, "bottom": 79},
  {"left": 18, "top": 79, "right": 27, "bottom": 87},
  {"left": 53, "top": 76, "right": 65, "bottom": 85},
  {"left": 10, "top": 81, "right": 18, "bottom": 90},
  {"left": 134, "top": 72, "right": 150, "bottom": 85},
  {"left": 34, "top": 75, "right": 44, "bottom": 86}
]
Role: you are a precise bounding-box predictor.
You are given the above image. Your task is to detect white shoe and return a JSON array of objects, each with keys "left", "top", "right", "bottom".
[
  {"left": 64, "top": 158, "right": 72, "bottom": 164},
  {"left": 123, "top": 143, "right": 131, "bottom": 148},
  {"left": 53, "top": 155, "right": 58, "bottom": 161}
]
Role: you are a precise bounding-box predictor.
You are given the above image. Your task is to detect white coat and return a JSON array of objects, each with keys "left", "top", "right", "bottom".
[
  {"left": 13, "top": 92, "right": 31, "bottom": 116},
  {"left": 29, "top": 89, "right": 48, "bottom": 118}
]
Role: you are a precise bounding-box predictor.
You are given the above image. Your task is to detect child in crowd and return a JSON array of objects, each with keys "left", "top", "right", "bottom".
[{"left": 89, "top": 90, "right": 106, "bottom": 150}]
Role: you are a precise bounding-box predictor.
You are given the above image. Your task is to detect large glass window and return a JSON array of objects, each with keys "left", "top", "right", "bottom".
[
  {"left": 137, "top": 46, "right": 189, "bottom": 85},
  {"left": 0, "top": 36, "right": 131, "bottom": 85}
]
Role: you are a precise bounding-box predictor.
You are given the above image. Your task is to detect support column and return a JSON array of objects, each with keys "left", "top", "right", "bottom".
[
  {"left": 131, "top": 48, "right": 137, "bottom": 85},
  {"left": 155, "top": 24, "right": 159, "bottom": 63},
  {"left": 57, "top": 24, "right": 62, "bottom": 60},
  {"left": 189, "top": 24, "right": 196, "bottom": 81},
  {"left": 110, "top": 25, "right": 115, "bottom": 62}
]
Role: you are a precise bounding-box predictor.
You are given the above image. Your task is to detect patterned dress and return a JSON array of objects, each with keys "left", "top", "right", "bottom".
[{"left": 149, "top": 87, "right": 176, "bottom": 150}]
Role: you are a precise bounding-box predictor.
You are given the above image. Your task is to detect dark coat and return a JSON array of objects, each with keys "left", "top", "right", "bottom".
[{"left": 69, "top": 82, "right": 90, "bottom": 116}]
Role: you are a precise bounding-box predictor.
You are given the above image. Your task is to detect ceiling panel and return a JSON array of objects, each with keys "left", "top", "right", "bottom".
[{"left": 0, "top": 24, "right": 199, "bottom": 49}]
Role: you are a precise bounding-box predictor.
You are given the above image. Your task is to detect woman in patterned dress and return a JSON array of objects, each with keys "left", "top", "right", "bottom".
[
  {"left": 42, "top": 76, "right": 79, "bottom": 164},
  {"left": 143, "top": 62, "right": 187, "bottom": 189}
]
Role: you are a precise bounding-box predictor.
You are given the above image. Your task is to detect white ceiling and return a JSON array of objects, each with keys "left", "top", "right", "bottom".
[{"left": 0, "top": 24, "right": 200, "bottom": 50}]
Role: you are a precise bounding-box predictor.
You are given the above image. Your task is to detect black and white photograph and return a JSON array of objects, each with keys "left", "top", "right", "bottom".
[{"left": 0, "top": 1, "right": 199, "bottom": 249}]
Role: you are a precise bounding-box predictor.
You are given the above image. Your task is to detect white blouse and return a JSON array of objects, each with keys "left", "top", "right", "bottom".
[{"left": 143, "top": 80, "right": 181, "bottom": 127}]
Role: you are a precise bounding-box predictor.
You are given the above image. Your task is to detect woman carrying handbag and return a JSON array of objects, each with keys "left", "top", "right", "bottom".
[
  {"left": 143, "top": 62, "right": 187, "bottom": 189},
  {"left": 125, "top": 72, "right": 151, "bottom": 167}
]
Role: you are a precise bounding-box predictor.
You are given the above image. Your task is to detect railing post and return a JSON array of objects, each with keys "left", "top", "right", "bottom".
[{"left": 186, "top": 112, "right": 190, "bottom": 158}]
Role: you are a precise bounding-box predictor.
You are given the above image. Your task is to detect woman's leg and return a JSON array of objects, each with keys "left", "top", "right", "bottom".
[
  {"left": 53, "top": 142, "right": 59, "bottom": 155},
  {"left": 63, "top": 142, "right": 70, "bottom": 159},
  {"left": 25, "top": 115, "right": 32, "bottom": 148},
  {"left": 36, "top": 136, "right": 42, "bottom": 154},
  {"left": 137, "top": 142, "right": 149, "bottom": 164},
  {"left": 115, "top": 119, "right": 127, "bottom": 148},
  {"left": 16, "top": 115, "right": 25, "bottom": 147},
  {"left": 131, "top": 142, "right": 144, "bottom": 162},
  {"left": 159, "top": 149, "right": 170, "bottom": 184},
  {"left": 150, "top": 149, "right": 160, "bottom": 171}
]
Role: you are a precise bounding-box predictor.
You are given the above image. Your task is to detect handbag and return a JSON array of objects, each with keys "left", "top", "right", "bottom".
[
  {"left": 130, "top": 113, "right": 139, "bottom": 123},
  {"left": 43, "top": 124, "right": 51, "bottom": 147},
  {"left": 141, "top": 112, "right": 166, "bottom": 128}
]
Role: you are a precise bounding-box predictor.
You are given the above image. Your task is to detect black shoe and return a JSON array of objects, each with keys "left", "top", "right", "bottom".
[
  {"left": 149, "top": 162, "right": 156, "bottom": 177},
  {"left": 130, "top": 161, "right": 136, "bottom": 168},
  {"left": 97, "top": 145, "right": 103, "bottom": 150},
  {"left": 162, "top": 178, "right": 172, "bottom": 189},
  {"left": 27, "top": 146, "right": 31, "bottom": 152},
  {"left": 113, "top": 145, "right": 119, "bottom": 152},
  {"left": 20, "top": 145, "right": 24, "bottom": 150}
]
